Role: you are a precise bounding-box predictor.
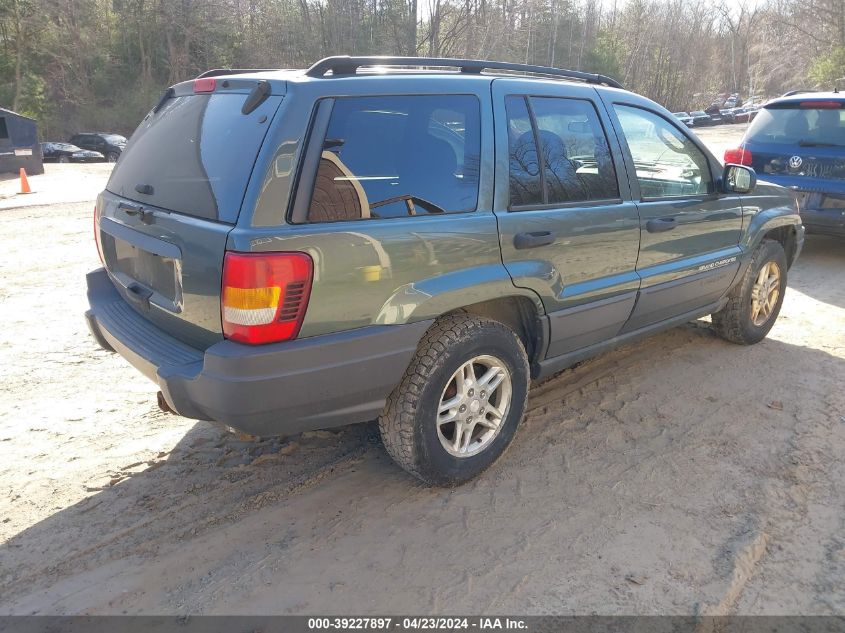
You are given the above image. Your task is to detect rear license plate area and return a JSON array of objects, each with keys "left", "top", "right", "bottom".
[
  {"left": 99, "top": 219, "right": 182, "bottom": 311},
  {"left": 110, "top": 236, "right": 176, "bottom": 300}
]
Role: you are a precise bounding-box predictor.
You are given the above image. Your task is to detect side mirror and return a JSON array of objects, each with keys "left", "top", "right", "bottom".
[{"left": 722, "top": 164, "right": 756, "bottom": 194}]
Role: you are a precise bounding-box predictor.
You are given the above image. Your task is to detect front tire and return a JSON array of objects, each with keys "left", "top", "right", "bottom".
[
  {"left": 712, "top": 239, "right": 788, "bottom": 345},
  {"left": 106, "top": 152, "right": 119, "bottom": 163},
  {"left": 379, "top": 314, "right": 529, "bottom": 486}
]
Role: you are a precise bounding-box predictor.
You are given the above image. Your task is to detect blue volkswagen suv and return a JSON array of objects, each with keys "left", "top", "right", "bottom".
[{"left": 726, "top": 92, "right": 845, "bottom": 236}]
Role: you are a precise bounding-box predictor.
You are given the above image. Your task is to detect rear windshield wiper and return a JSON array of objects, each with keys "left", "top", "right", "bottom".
[
  {"left": 241, "top": 80, "right": 270, "bottom": 115},
  {"left": 798, "top": 139, "right": 841, "bottom": 147}
]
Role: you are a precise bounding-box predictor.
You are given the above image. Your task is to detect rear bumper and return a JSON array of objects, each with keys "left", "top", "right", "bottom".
[
  {"left": 757, "top": 179, "right": 845, "bottom": 237},
  {"left": 85, "top": 268, "right": 431, "bottom": 436},
  {"left": 801, "top": 208, "right": 845, "bottom": 237}
]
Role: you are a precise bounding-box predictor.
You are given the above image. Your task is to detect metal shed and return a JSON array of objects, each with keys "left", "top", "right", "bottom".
[{"left": 0, "top": 107, "right": 44, "bottom": 175}]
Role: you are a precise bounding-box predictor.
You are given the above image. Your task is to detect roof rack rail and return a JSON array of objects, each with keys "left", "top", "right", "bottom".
[
  {"left": 196, "top": 68, "right": 280, "bottom": 79},
  {"left": 305, "top": 56, "right": 623, "bottom": 89}
]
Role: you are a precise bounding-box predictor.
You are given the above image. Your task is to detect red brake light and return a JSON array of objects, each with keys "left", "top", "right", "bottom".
[
  {"left": 799, "top": 100, "right": 842, "bottom": 109},
  {"left": 193, "top": 78, "right": 216, "bottom": 93},
  {"left": 724, "top": 147, "right": 753, "bottom": 166},
  {"left": 94, "top": 205, "right": 104, "bottom": 265},
  {"left": 221, "top": 252, "right": 313, "bottom": 345}
]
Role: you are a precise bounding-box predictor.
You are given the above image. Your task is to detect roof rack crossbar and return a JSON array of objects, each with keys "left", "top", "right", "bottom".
[
  {"left": 196, "top": 68, "right": 280, "bottom": 79},
  {"left": 304, "top": 56, "right": 623, "bottom": 89}
]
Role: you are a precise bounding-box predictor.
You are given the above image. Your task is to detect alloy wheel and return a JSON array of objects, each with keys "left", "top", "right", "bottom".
[
  {"left": 436, "top": 355, "right": 512, "bottom": 458},
  {"left": 751, "top": 260, "right": 781, "bottom": 326}
]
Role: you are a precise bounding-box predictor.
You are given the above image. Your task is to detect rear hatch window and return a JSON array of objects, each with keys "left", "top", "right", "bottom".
[
  {"left": 747, "top": 100, "right": 845, "bottom": 146},
  {"left": 745, "top": 99, "right": 845, "bottom": 181},
  {"left": 107, "top": 92, "right": 282, "bottom": 222}
]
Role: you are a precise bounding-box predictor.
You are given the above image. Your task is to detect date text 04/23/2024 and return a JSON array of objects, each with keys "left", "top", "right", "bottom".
[{"left": 307, "top": 617, "right": 528, "bottom": 630}]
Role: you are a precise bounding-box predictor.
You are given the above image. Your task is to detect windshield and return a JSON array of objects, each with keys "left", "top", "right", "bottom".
[
  {"left": 107, "top": 92, "right": 282, "bottom": 222},
  {"left": 746, "top": 103, "right": 845, "bottom": 147}
]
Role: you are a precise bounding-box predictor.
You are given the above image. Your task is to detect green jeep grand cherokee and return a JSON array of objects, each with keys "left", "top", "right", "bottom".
[{"left": 85, "top": 56, "right": 804, "bottom": 485}]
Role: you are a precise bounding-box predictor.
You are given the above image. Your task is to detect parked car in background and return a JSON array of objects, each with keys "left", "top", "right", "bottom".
[
  {"left": 704, "top": 104, "right": 724, "bottom": 124},
  {"left": 690, "top": 110, "right": 714, "bottom": 126},
  {"left": 732, "top": 107, "right": 759, "bottom": 124},
  {"left": 69, "top": 133, "right": 127, "bottom": 162},
  {"left": 41, "top": 142, "right": 104, "bottom": 163},
  {"left": 672, "top": 112, "right": 694, "bottom": 127},
  {"left": 720, "top": 109, "right": 736, "bottom": 124},
  {"left": 86, "top": 56, "right": 803, "bottom": 485},
  {"left": 726, "top": 92, "right": 844, "bottom": 236}
]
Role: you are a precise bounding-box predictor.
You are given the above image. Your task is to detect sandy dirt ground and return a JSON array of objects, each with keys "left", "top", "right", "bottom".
[
  {"left": 0, "top": 127, "right": 843, "bottom": 615},
  {"left": 693, "top": 123, "right": 754, "bottom": 159}
]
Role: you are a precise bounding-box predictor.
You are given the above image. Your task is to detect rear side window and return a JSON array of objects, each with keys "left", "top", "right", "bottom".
[
  {"left": 614, "top": 105, "right": 713, "bottom": 198},
  {"left": 107, "top": 93, "right": 281, "bottom": 223},
  {"left": 506, "top": 95, "right": 619, "bottom": 209},
  {"left": 530, "top": 97, "right": 619, "bottom": 204},
  {"left": 746, "top": 102, "right": 845, "bottom": 147},
  {"left": 306, "top": 95, "right": 480, "bottom": 222}
]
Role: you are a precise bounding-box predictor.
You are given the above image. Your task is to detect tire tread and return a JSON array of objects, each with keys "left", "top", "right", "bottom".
[
  {"left": 712, "top": 239, "right": 786, "bottom": 345},
  {"left": 378, "top": 313, "right": 527, "bottom": 484}
]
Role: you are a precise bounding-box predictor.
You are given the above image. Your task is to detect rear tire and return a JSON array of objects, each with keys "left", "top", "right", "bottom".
[
  {"left": 711, "top": 239, "right": 787, "bottom": 345},
  {"left": 379, "top": 314, "right": 529, "bottom": 486}
]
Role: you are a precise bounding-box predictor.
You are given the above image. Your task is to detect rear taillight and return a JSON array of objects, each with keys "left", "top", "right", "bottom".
[
  {"left": 221, "top": 252, "right": 313, "bottom": 345},
  {"left": 94, "top": 205, "right": 104, "bottom": 265},
  {"left": 724, "top": 147, "right": 753, "bottom": 166},
  {"left": 193, "top": 78, "right": 216, "bottom": 93}
]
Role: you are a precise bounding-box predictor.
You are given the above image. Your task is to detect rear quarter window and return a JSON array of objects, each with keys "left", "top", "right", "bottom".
[{"left": 304, "top": 95, "right": 481, "bottom": 223}]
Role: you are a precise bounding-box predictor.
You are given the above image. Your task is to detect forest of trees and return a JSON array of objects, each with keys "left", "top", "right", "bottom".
[{"left": 1, "top": 0, "right": 843, "bottom": 138}]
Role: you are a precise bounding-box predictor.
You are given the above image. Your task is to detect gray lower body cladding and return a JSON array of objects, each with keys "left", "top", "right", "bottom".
[{"left": 85, "top": 268, "right": 432, "bottom": 436}]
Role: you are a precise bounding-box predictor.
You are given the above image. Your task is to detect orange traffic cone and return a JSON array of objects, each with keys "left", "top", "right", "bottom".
[{"left": 19, "top": 168, "right": 32, "bottom": 194}]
